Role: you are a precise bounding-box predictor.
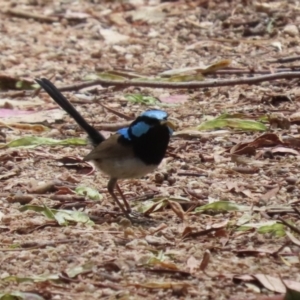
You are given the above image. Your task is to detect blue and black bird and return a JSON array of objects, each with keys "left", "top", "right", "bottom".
[{"left": 36, "top": 78, "right": 175, "bottom": 219}]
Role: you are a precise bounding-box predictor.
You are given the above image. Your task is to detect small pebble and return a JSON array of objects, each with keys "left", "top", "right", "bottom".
[
  {"left": 155, "top": 172, "right": 165, "bottom": 184},
  {"left": 286, "top": 185, "right": 295, "bottom": 193},
  {"left": 286, "top": 177, "right": 297, "bottom": 185},
  {"left": 276, "top": 168, "right": 288, "bottom": 174},
  {"left": 283, "top": 24, "right": 299, "bottom": 37},
  {"left": 168, "top": 176, "right": 176, "bottom": 185}
]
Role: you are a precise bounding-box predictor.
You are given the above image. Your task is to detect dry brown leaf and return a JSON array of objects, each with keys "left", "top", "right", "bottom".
[
  {"left": 128, "top": 281, "right": 191, "bottom": 290},
  {"left": 290, "top": 111, "right": 300, "bottom": 124},
  {"left": 260, "top": 186, "right": 280, "bottom": 201},
  {"left": 271, "top": 146, "right": 300, "bottom": 156},
  {"left": 186, "top": 256, "right": 200, "bottom": 273},
  {"left": 231, "top": 167, "right": 259, "bottom": 174},
  {"left": 253, "top": 274, "right": 299, "bottom": 293},
  {"left": 230, "top": 143, "right": 256, "bottom": 156},
  {"left": 167, "top": 200, "right": 185, "bottom": 221},
  {"left": 241, "top": 189, "right": 255, "bottom": 198},
  {"left": 2, "top": 109, "right": 64, "bottom": 124},
  {"left": 268, "top": 113, "right": 290, "bottom": 129},
  {"left": 231, "top": 154, "right": 266, "bottom": 167},
  {"left": 199, "top": 250, "right": 210, "bottom": 272},
  {"left": 285, "top": 231, "right": 300, "bottom": 247},
  {"left": 249, "top": 133, "right": 283, "bottom": 148},
  {"left": 255, "top": 296, "right": 284, "bottom": 300},
  {"left": 98, "top": 28, "right": 129, "bottom": 44},
  {"left": 181, "top": 226, "right": 194, "bottom": 239},
  {"left": 145, "top": 235, "right": 174, "bottom": 247},
  {"left": 226, "top": 181, "right": 240, "bottom": 192},
  {"left": 283, "top": 137, "right": 300, "bottom": 148}
]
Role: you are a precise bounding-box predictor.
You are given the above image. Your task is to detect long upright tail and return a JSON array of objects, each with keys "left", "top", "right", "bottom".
[{"left": 36, "top": 78, "right": 105, "bottom": 146}]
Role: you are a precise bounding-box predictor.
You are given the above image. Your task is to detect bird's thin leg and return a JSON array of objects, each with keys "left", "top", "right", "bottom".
[
  {"left": 116, "top": 183, "right": 146, "bottom": 218},
  {"left": 116, "top": 183, "right": 132, "bottom": 213},
  {"left": 107, "top": 178, "right": 131, "bottom": 219}
]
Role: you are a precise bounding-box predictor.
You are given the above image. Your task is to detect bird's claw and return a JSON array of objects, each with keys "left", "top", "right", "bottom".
[
  {"left": 126, "top": 210, "right": 147, "bottom": 219},
  {"left": 121, "top": 210, "right": 156, "bottom": 225}
]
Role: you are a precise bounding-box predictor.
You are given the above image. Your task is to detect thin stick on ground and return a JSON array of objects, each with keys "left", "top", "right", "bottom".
[
  {"left": 278, "top": 216, "right": 300, "bottom": 235},
  {"left": 56, "top": 71, "right": 300, "bottom": 92},
  {"left": 267, "top": 55, "right": 300, "bottom": 64}
]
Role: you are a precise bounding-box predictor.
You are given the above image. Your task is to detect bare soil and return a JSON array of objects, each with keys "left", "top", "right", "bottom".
[{"left": 1, "top": 1, "right": 300, "bottom": 299}]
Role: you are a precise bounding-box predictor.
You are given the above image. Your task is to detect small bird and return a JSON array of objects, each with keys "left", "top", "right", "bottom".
[{"left": 36, "top": 78, "right": 175, "bottom": 219}]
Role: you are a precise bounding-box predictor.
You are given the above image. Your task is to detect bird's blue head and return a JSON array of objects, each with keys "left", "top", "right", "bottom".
[{"left": 117, "top": 109, "right": 175, "bottom": 140}]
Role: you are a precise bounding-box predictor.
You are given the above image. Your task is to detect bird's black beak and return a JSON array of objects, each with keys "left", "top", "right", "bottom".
[{"left": 160, "top": 120, "right": 177, "bottom": 131}]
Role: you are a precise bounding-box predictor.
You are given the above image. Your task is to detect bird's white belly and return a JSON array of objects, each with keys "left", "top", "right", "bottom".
[{"left": 94, "top": 158, "right": 157, "bottom": 179}]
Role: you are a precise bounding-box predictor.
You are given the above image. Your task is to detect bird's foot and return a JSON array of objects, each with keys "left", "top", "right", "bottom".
[
  {"left": 124, "top": 210, "right": 148, "bottom": 220},
  {"left": 120, "top": 210, "right": 158, "bottom": 225}
]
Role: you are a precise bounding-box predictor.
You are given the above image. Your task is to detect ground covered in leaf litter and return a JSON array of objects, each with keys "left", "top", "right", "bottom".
[{"left": 1, "top": 0, "right": 300, "bottom": 299}]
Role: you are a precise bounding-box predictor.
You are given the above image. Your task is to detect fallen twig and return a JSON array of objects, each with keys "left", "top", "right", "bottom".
[
  {"left": 293, "top": 206, "right": 300, "bottom": 218},
  {"left": 0, "top": 239, "right": 77, "bottom": 252},
  {"left": 5, "top": 8, "right": 58, "bottom": 23},
  {"left": 267, "top": 55, "right": 300, "bottom": 64},
  {"left": 216, "top": 67, "right": 300, "bottom": 75},
  {"left": 98, "top": 102, "right": 133, "bottom": 120},
  {"left": 56, "top": 71, "right": 300, "bottom": 91},
  {"left": 177, "top": 172, "right": 208, "bottom": 177}
]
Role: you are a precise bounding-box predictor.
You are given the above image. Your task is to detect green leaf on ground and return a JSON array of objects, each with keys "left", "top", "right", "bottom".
[
  {"left": 75, "top": 186, "right": 103, "bottom": 201},
  {"left": 3, "top": 263, "right": 93, "bottom": 285},
  {"left": 237, "top": 221, "right": 286, "bottom": 237},
  {"left": 159, "top": 59, "right": 231, "bottom": 77},
  {"left": 196, "top": 114, "right": 267, "bottom": 131},
  {"left": 195, "top": 201, "right": 249, "bottom": 213},
  {"left": 19, "top": 205, "right": 94, "bottom": 226},
  {"left": 258, "top": 222, "right": 286, "bottom": 237},
  {"left": 4, "top": 136, "right": 87, "bottom": 148},
  {"left": 125, "top": 94, "right": 158, "bottom": 105}
]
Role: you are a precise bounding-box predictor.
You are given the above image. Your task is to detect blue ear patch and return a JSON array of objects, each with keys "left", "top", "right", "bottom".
[
  {"left": 140, "top": 110, "right": 167, "bottom": 120},
  {"left": 117, "top": 127, "right": 131, "bottom": 140},
  {"left": 130, "top": 121, "right": 151, "bottom": 137}
]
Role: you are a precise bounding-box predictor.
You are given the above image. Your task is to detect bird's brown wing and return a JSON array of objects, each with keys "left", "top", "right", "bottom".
[{"left": 83, "top": 134, "right": 134, "bottom": 161}]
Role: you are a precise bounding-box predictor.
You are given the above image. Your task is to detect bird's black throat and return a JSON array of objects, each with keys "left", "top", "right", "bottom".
[{"left": 118, "top": 125, "right": 170, "bottom": 165}]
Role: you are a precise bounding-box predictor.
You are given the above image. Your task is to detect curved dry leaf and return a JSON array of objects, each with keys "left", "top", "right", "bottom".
[
  {"left": 187, "top": 256, "right": 200, "bottom": 273},
  {"left": 253, "top": 274, "right": 285, "bottom": 293},
  {"left": 271, "top": 147, "right": 299, "bottom": 156},
  {"left": 199, "top": 250, "right": 210, "bottom": 271},
  {"left": 250, "top": 133, "right": 283, "bottom": 148},
  {"left": 230, "top": 143, "right": 256, "bottom": 156},
  {"left": 167, "top": 200, "right": 185, "bottom": 221},
  {"left": 260, "top": 186, "right": 280, "bottom": 201},
  {"left": 285, "top": 231, "right": 300, "bottom": 247}
]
